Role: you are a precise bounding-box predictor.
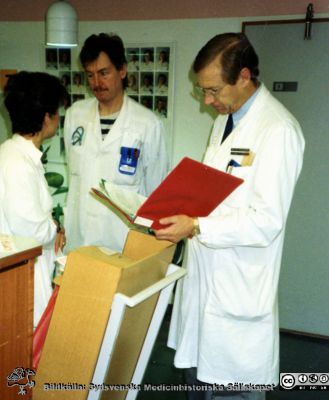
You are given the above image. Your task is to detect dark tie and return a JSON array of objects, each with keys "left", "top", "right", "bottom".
[{"left": 221, "top": 114, "right": 233, "bottom": 144}]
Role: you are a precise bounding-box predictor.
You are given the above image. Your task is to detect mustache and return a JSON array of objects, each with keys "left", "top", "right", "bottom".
[{"left": 93, "top": 87, "right": 107, "bottom": 92}]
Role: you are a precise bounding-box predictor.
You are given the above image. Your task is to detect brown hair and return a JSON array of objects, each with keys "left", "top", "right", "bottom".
[
  {"left": 193, "top": 33, "right": 259, "bottom": 85},
  {"left": 80, "top": 33, "right": 128, "bottom": 88}
]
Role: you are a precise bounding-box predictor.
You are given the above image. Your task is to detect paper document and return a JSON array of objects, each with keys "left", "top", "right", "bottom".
[
  {"left": 100, "top": 179, "right": 146, "bottom": 219},
  {"left": 0, "top": 234, "right": 16, "bottom": 252},
  {"left": 91, "top": 180, "right": 148, "bottom": 226},
  {"left": 91, "top": 157, "right": 244, "bottom": 230}
]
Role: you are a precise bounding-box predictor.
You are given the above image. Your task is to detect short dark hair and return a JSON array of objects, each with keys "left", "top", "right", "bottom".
[
  {"left": 193, "top": 33, "right": 259, "bottom": 85},
  {"left": 80, "top": 33, "right": 128, "bottom": 88},
  {"left": 4, "top": 71, "right": 66, "bottom": 136}
]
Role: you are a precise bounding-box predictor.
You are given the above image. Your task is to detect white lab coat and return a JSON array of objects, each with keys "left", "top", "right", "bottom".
[
  {"left": 0, "top": 135, "right": 57, "bottom": 327},
  {"left": 64, "top": 94, "right": 168, "bottom": 252},
  {"left": 168, "top": 84, "right": 305, "bottom": 385}
]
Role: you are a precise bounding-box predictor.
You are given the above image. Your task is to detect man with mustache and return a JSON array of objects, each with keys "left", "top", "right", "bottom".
[{"left": 64, "top": 33, "right": 168, "bottom": 252}]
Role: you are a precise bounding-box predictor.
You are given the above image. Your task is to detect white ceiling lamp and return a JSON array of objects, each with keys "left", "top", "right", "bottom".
[{"left": 46, "top": 0, "right": 78, "bottom": 48}]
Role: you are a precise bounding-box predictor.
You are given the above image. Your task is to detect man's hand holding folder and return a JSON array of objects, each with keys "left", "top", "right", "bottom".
[{"left": 154, "top": 215, "right": 196, "bottom": 243}]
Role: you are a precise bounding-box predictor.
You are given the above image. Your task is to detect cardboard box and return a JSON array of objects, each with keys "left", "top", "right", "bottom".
[{"left": 33, "top": 230, "right": 175, "bottom": 400}]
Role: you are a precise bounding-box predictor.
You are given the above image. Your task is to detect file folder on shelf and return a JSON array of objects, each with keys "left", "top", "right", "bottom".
[{"left": 91, "top": 157, "right": 244, "bottom": 230}]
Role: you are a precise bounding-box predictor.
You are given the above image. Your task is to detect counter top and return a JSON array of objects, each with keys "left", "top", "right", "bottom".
[{"left": 0, "top": 235, "right": 42, "bottom": 269}]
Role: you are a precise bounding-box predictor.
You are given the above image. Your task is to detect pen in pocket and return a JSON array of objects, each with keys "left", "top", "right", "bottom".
[{"left": 226, "top": 159, "right": 241, "bottom": 174}]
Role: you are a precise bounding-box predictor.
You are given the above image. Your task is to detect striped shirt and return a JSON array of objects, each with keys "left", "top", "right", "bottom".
[{"left": 100, "top": 112, "right": 119, "bottom": 140}]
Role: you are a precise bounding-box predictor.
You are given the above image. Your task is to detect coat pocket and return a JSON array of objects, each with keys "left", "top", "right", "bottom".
[
  {"left": 224, "top": 166, "right": 253, "bottom": 208},
  {"left": 208, "top": 262, "right": 274, "bottom": 321}
]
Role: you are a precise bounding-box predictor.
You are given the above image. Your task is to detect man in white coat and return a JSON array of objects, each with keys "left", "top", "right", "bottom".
[
  {"left": 155, "top": 33, "right": 305, "bottom": 399},
  {"left": 64, "top": 33, "right": 168, "bottom": 252}
]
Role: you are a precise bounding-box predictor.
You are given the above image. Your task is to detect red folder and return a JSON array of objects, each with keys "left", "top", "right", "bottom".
[
  {"left": 135, "top": 157, "right": 243, "bottom": 229},
  {"left": 92, "top": 157, "right": 243, "bottom": 230}
]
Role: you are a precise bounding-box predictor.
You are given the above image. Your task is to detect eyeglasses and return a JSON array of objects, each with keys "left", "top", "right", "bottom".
[{"left": 194, "top": 85, "right": 227, "bottom": 98}]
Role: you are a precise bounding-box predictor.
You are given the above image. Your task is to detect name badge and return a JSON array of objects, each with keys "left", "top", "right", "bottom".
[{"left": 119, "top": 147, "right": 140, "bottom": 175}]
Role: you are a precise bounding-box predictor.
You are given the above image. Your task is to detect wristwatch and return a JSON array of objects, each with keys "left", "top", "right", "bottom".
[{"left": 192, "top": 218, "right": 200, "bottom": 236}]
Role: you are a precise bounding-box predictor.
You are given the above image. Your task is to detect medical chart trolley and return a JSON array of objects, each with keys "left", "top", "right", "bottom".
[{"left": 88, "top": 263, "right": 186, "bottom": 400}]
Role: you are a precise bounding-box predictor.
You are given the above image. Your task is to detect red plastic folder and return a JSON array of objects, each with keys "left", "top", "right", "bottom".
[
  {"left": 136, "top": 157, "right": 243, "bottom": 229},
  {"left": 92, "top": 157, "right": 243, "bottom": 230}
]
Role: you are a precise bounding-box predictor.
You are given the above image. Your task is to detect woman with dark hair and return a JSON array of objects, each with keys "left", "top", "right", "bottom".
[{"left": 0, "top": 71, "right": 67, "bottom": 327}]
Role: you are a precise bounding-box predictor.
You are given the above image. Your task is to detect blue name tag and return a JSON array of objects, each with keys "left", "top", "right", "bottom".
[{"left": 119, "top": 147, "right": 140, "bottom": 175}]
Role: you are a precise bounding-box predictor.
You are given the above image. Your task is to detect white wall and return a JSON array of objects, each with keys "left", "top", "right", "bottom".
[
  {"left": 0, "top": 23, "right": 42, "bottom": 141},
  {"left": 245, "top": 20, "right": 329, "bottom": 336}
]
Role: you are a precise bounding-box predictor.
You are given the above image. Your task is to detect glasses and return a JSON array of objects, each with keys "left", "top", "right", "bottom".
[{"left": 194, "top": 84, "right": 227, "bottom": 98}]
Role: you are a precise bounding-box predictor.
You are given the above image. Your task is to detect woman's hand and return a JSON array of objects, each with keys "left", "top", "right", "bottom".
[
  {"left": 54, "top": 221, "right": 66, "bottom": 254},
  {"left": 54, "top": 229, "right": 66, "bottom": 254}
]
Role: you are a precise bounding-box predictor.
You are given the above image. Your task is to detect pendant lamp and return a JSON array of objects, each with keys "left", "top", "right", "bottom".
[{"left": 46, "top": 0, "right": 78, "bottom": 47}]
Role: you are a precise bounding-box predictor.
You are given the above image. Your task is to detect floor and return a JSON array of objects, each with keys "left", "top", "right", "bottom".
[{"left": 137, "top": 307, "right": 329, "bottom": 400}]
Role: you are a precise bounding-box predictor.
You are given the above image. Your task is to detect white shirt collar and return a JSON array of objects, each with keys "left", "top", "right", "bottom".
[{"left": 12, "top": 134, "right": 43, "bottom": 165}]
